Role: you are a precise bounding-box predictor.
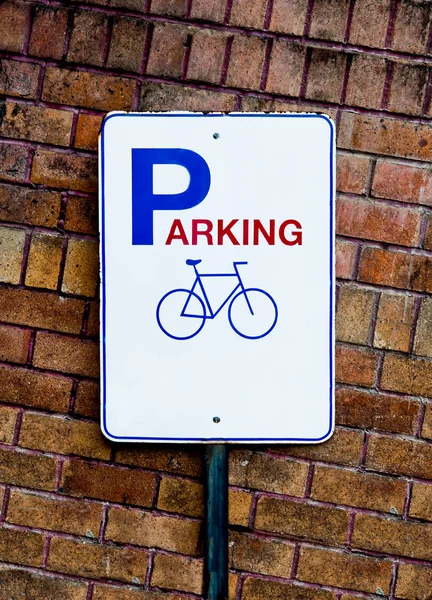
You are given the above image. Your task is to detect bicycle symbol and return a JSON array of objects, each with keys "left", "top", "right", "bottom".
[{"left": 156, "top": 260, "right": 278, "bottom": 341}]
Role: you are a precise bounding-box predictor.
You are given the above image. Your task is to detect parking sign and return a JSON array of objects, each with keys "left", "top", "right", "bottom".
[{"left": 100, "top": 112, "right": 335, "bottom": 443}]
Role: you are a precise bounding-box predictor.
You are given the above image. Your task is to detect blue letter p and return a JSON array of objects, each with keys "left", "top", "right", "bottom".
[{"left": 132, "top": 148, "right": 211, "bottom": 245}]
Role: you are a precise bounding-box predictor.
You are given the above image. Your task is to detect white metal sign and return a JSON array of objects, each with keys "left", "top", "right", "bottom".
[{"left": 100, "top": 113, "right": 335, "bottom": 443}]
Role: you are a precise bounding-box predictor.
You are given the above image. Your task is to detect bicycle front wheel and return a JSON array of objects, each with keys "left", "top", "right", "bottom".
[
  {"left": 228, "top": 288, "right": 278, "bottom": 340},
  {"left": 156, "top": 289, "right": 206, "bottom": 340}
]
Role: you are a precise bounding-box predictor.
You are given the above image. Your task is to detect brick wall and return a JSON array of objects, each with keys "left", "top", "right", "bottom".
[{"left": 0, "top": 0, "right": 431, "bottom": 598}]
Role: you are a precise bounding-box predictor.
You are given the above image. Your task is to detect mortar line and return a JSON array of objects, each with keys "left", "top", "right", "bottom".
[
  {"left": 259, "top": 38, "right": 273, "bottom": 91},
  {"left": 220, "top": 36, "right": 233, "bottom": 85},
  {"left": 303, "top": 0, "right": 315, "bottom": 38},
  {"left": 19, "top": 231, "right": 32, "bottom": 286},
  {"left": 385, "top": 0, "right": 399, "bottom": 49},
  {"left": 263, "top": 0, "right": 274, "bottom": 30},
  {"left": 23, "top": 2, "right": 35, "bottom": 56},
  {"left": 224, "top": 0, "right": 234, "bottom": 25},
  {"left": 102, "top": 15, "right": 114, "bottom": 66},
  {"left": 344, "top": 0, "right": 356, "bottom": 43},
  {"left": 408, "top": 296, "right": 422, "bottom": 354}
]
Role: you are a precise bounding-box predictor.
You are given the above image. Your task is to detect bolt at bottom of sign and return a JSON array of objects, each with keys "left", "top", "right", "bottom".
[{"left": 213, "top": 417, "right": 221, "bottom": 423}]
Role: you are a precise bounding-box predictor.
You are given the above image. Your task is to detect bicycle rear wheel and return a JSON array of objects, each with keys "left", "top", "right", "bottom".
[
  {"left": 228, "top": 288, "right": 278, "bottom": 339},
  {"left": 156, "top": 289, "right": 206, "bottom": 340}
]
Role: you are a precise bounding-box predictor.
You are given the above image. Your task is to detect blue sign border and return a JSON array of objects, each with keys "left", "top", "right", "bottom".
[{"left": 100, "top": 112, "right": 334, "bottom": 443}]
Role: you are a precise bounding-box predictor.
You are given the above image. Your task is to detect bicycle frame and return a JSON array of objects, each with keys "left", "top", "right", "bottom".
[{"left": 181, "top": 262, "right": 254, "bottom": 319}]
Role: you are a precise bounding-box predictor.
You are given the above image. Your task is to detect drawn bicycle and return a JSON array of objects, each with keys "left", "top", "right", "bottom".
[{"left": 156, "top": 260, "right": 278, "bottom": 340}]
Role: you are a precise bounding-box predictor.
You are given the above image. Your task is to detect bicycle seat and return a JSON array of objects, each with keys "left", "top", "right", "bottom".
[{"left": 186, "top": 259, "right": 202, "bottom": 266}]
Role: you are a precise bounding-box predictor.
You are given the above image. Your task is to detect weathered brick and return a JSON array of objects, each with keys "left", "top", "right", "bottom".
[
  {"left": 298, "top": 547, "right": 392, "bottom": 594},
  {"left": 336, "top": 285, "right": 375, "bottom": 344},
  {"left": 0, "top": 405, "right": 18, "bottom": 444},
  {"left": 269, "top": 0, "right": 309, "bottom": 35},
  {"left": 374, "top": 292, "right": 415, "bottom": 352},
  {"left": 74, "top": 379, "right": 100, "bottom": 419},
  {"left": 266, "top": 41, "right": 306, "bottom": 96},
  {"left": 230, "top": 0, "right": 267, "bottom": 29},
  {"left": 108, "top": 17, "right": 147, "bottom": 73},
  {"left": 414, "top": 297, "right": 432, "bottom": 357},
  {"left": 240, "top": 96, "right": 337, "bottom": 119},
  {"left": 187, "top": 28, "right": 227, "bottom": 85},
  {"left": 226, "top": 35, "right": 266, "bottom": 90},
  {"left": 349, "top": 0, "right": 392, "bottom": 47},
  {"left": 309, "top": 0, "right": 349, "bottom": 42},
  {"left": 190, "top": 0, "right": 226, "bottom": 22},
  {"left": 62, "top": 238, "right": 99, "bottom": 297},
  {"left": 336, "top": 153, "right": 370, "bottom": 195},
  {"left": 64, "top": 194, "right": 98, "bottom": 234},
  {"left": 0, "top": 225, "right": 25, "bottom": 284},
  {"left": 345, "top": 54, "right": 387, "bottom": 110},
  {"left": 0, "top": 1, "right": 29, "bottom": 52},
  {"left": 0, "top": 567, "right": 88, "bottom": 600},
  {"left": 0, "top": 287, "right": 84, "bottom": 333},
  {"left": 381, "top": 354, "right": 432, "bottom": 397},
  {"left": 33, "top": 332, "right": 99, "bottom": 377},
  {"left": 139, "top": 81, "right": 236, "bottom": 111},
  {"left": 336, "top": 387, "right": 420, "bottom": 435},
  {"left": 48, "top": 537, "right": 148, "bottom": 583},
  {"left": 335, "top": 345, "right": 379, "bottom": 387},
  {"left": 0, "top": 526, "right": 44, "bottom": 567},
  {"left": 366, "top": 433, "right": 432, "bottom": 479},
  {"left": 0, "top": 324, "right": 30, "bottom": 364},
  {"left": 147, "top": 23, "right": 188, "bottom": 78},
  {"left": 93, "top": 587, "right": 183, "bottom": 600},
  {"left": 106, "top": 506, "right": 201, "bottom": 554},
  {"left": 396, "top": 562, "right": 432, "bottom": 600},
  {"left": 74, "top": 114, "right": 103, "bottom": 152},
  {"left": 0, "top": 59, "right": 40, "bottom": 98},
  {"left": 60, "top": 460, "right": 157, "bottom": 506},
  {"left": 336, "top": 196, "right": 422, "bottom": 247},
  {"left": 30, "top": 6, "right": 67, "bottom": 59},
  {"left": 229, "top": 488, "right": 252, "bottom": 526},
  {"left": 68, "top": 10, "right": 108, "bottom": 66},
  {"left": 0, "top": 102, "right": 73, "bottom": 147},
  {"left": 338, "top": 113, "right": 432, "bottom": 161},
  {"left": 358, "top": 246, "right": 410, "bottom": 288},
  {"left": 229, "top": 450, "right": 308, "bottom": 496},
  {"left": 306, "top": 49, "right": 346, "bottom": 103},
  {"left": 274, "top": 427, "right": 364, "bottom": 467},
  {"left": 229, "top": 530, "right": 294, "bottom": 577},
  {"left": 25, "top": 232, "right": 63, "bottom": 290},
  {"left": 410, "top": 254, "right": 432, "bottom": 294},
  {"left": 31, "top": 149, "right": 98, "bottom": 194},
  {"left": 388, "top": 63, "right": 428, "bottom": 116},
  {"left": 85, "top": 301, "right": 99, "bottom": 336},
  {"left": 373, "top": 160, "right": 432, "bottom": 206},
  {"left": 352, "top": 512, "right": 432, "bottom": 560},
  {"left": 151, "top": 553, "right": 203, "bottom": 594},
  {"left": 0, "top": 445, "right": 57, "bottom": 490},
  {"left": 116, "top": 446, "right": 203, "bottom": 477},
  {"left": 0, "top": 142, "right": 28, "bottom": 182},
  {"left": 110, "top": 0, "right": 145, "bottom": 9},
  {"left": 409, "top": 482, "right": 432, "bottom": 522},
  {"left": 422, "top": 403, "right": 432, "bottom": 439},
  {"left": 7, "top": 489, "right": 103, "bottom": 537},
  {"left": 158, "top": 477, "right": 203, "bottom": 517},
  {"left": 311, "top": 465, "right": 406, "bottom": 514},
  {"left": 392, "top": 1, "right": 431, "bottom": 55},
  {"left": 255, "top": 496, "right": 349, "bottom": 545},
  {"left": 43, "top": 68, "right": 135, "bottom": 111},
  {"left": 423, "top": 215, "right": 432, "bottom": 249},
  {"left": 0, "top": 185, "right": 61, "bottom": 228},
  {"left": 336, "top": 240, "right": 357, "bottom": 279}
]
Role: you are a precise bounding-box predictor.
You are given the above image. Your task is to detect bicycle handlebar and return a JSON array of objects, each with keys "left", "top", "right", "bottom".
[{"left": 233, "top": 261, "right": 248, "bottom": 266}]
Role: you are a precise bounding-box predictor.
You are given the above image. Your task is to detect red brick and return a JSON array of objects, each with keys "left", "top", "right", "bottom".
[
  {"left": 0, "top": 324, "right": 30, "bottom": 364},
  {"left": 108, "top": 17, "right": 148, "bottom": 73},
  {"left": 68, "top": 10, "right": 108, "bottom": 66},
  {"left": 151, "top": 553, "right": 203, "bottom": 594},
  {"left": 421, "top": 403, "right": 432, "bottom": 439},
  {"left": 0, "top": 1, "right": 29, "bottom": 52},
  {"left": 0, "top": 142, "right": 28, "bottom": 182},
  {"left": 409, "top": 482, "right": 432, "bottom": 522},
  {"left": 266, "top": 41, "right": 306, "bottom": 96},
  {"left": 0, "top": 287, "right": 85, "bottom": 333},
  {"left": 373, "top": 160, "right": 432, "bottom": 206},
  {"left": 336, "top": 387, "right": 420, "bottom": 435},
  {"left": 0, "top": 185, "right": 61, "bottom": 228},
  {"left": 151, "top": 0, "right": 187, "bottom": 17},
  {"left": 0, "top": 568, "right": 88, "bottom": 600},
  {"left": 60, "top": 460, "right": 157, "bottom": 506},
  {"left": 413, "top": 298, "right": 432, "bottom": 357},
  {"left": 255, "top": 496, "right": 349, "bottom": 545},
  {"left": 243, "top": 577, "right": 336, "bottom": 600},
  {"left": 388, "top": 63, "right": 428, "bottom": 116},
  {"left": 366, "top": 433, "right": 432, "bottom": 479},
  {"left": 335, "top": 240, "right": 357, "bottom": 279},
  {"left": 157, "top": 477, "right": 203, "bottom": 517},
  {"left": 110, "top": 0, "right": 145, "bottom": 9},
  {"left": 74, "top": 380, "right": 100, "bottom": 419},
  {"left": 93, "top": 587, "right": 182, "bottom": 600},
  {"left": 43, "top": 68, "right": 135, "bottom": 111},
  {"left": 139, "top": 81, "right": 236, "bottom": 111},
  {"left": 396, "top": 562, "right": 432, "bottom": 600},
  {"left": 381, "top": 354, "right": 432, "bottom": 397},
  {"left": 345, "top": 54, "right": 387, "bottom": 110},
  {"left": 229, "top": 488, "right": 252, "bottom": 526},
  {"left": 311, "top": 465, "right": 406, "bottom": 514},
  {"left": 0, "top": 405, "right": 18, "bottom": 444},
  {"left": 0, "top": 225, "right": 26, "bottom": 284},
  {"left": 0, "top": 364, "right": 72, "bottom": 412},
  {"left": 0, "top": 526, "right": 44, "bottom": 567},
  {"left": 352, "top": 512, "right": 432, "bottom": 560},
  {"left": 62, "top": 238, "right": 99, "bottom": 297},
  {"left": 147, "top": 23, "right": 188, "bottom": 78},
  {"left": 85, "top": 301, "right": 99, "bottom": 336},
  {"left": 309, "top": 0, "right": 349, "bottom": 42},
  {"left": 74, "top": 114, "right": 103, "bottom": 152},
  {"left": 229, "top": 0, "right": 267, "bottom": 29},
  {"left": 64, "top": 194, "right": 98, "bottom": 235},
  {"left": 240, "top": 96, "right": 337, "bottom": 119},
  {"left": 0, "top": 445, "right": 57, "bottom": 490},
  {"left": 48, "top": 537, "right": 148, "bottom": 583},
  {"left": 336, "top": 153, "right": 370, "bottom": 195},
  {"left": 115, "top": 446, "right": 203, "bottom": 477},
  {"left": 190, "top": 0, "right": 226, "bottom": 23},
  {"left": 374, "top": 291, "right": 415, "bottom": 352},
  {"left": 349, "top": 0, "right": 392, "bottom": 47},
  {"left": 358, "top": 246, "right": 410, "bottom": 289},
  {"left": 0, "top": 102, "right": 73, "bottom": 147},
  {"left": 229, "top": 530, "right": 294, "bottom": 577},
  {"left": 306, "top": 48, "right": 346, "bottom": 103},
  {"left": 226, "top": 35, "right": 266, "bottom": 90},
  {"left": 0, "top": 59, "right": 40, "bottom": 99},
  {"left": 338, "top": 112, "right": 432, "bottom": 161},
  {"left": 336, "top": 344, "right": 379, "bottom": 387},
  {"left": 297, "top": 546, "right": 392, "bottom": 594},
  {"left": 31, "top": 149, "right": 98, "bottom": 194},
  {"left": 336, "top": 285, "right": 375, "bottom": 344},
  {"left": 410, "top": 254, "right": 432, "bottom": 294},
  {"left": 187, "top": 28, "right": 227, "bottom": 85},
  {"left": 25, "top": 232, "right": 64, "bottom": 290},
  {"left": 33, "top": 332, "right": 99, "bottom": 377},
  {"left": 7, "top": 489, "right": 103, "bottom": 537},
  {"left": 106, "top": 506, "right": 201, "bottom": 554},
  {"left": 269, "top": 0, "right": 309, "bottom": 35},
  {"left": 423, "top": 216, "right": 432, "bottom": 249},
  {"left": 30, "top": 6, "right": 67, "bottom": 59},
  {"left": 392, "top": 0, "right": 431, "bottom": 55}
]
